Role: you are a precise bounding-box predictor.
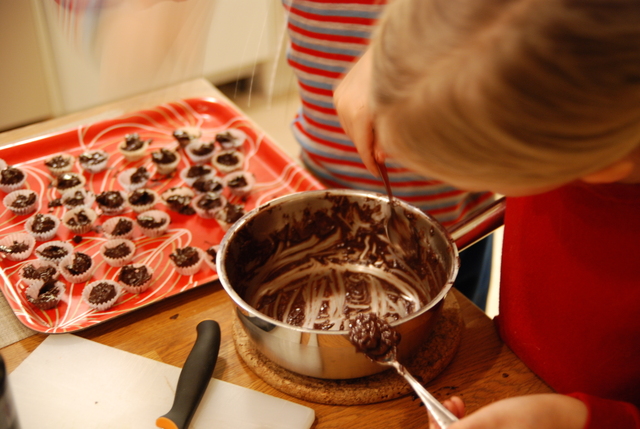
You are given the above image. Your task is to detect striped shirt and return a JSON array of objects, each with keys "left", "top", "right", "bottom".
[{"left": 283, "top": 0, "right": 493, "bottom": 227}]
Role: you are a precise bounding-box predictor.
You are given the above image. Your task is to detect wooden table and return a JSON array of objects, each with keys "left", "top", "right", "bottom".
[{"left": 0, "top": 79, "right": 552, "bottom": 428}]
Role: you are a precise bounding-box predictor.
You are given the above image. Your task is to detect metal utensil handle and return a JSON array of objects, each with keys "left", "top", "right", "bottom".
[
  {"left": 399, "top": 367, "right": 458, "bottom": 428},
  {"left": 448, "top": 197, "right": 506, "bottom": 252}
]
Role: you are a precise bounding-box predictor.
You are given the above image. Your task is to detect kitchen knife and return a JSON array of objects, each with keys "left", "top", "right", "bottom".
[{"left": 156, "top": 320, "right": 221, "bottom": 429}]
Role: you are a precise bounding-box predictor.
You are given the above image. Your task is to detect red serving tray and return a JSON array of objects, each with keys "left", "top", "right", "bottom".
[{"left": 0, "top": 97, "right": 324, "bottom": 333}]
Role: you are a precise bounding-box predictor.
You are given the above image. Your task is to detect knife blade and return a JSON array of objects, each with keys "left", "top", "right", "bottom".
[{"left": 156, "top": 320, "right": 221, "bottom": 429}]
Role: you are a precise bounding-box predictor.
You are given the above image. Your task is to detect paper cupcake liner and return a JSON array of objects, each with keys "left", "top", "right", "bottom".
[
  {"left": 223, "top": 171, "right": 255, "bottom": 198},
  {"left": 153, "top": 150, "right": 181, "bottom": 176},
  {"left": 79, "top": 150, "right": 109, "bottom": 174},
  {"left": 54, "top": 172, "right": 86, "bottom": 195},
  {"left": 0, "top": 233, "right": 35, "bottom": 261},
  {"left": 212, "top": 149, "right": 245, "bottom": 175},
  {"left": 61, "top": 188, "right": 96, "bottom": 210},
  {"left": 0, "top": 167, "right": 27, "bottom": 193},
  {"left": 3, "top": 190, "right": 38, "bottom": 216},
  {"left": 59, "top": 252, "right": 95, "bottom": 283},
  {"left": 25, "top": 213, "right": 61, "bottom": 241},
  {"left": 192, "top": 193, "right": 226, "bottom": 219},
  {"left": 26, "top": 280, "right": 65, "bottom": 311},
  {"left": 117, "top": 263, "right": 154, "bottom": 294},
  {"left": 185, "top": 140, "right": 215, "bottom": 165},
  {"left": 127, "top": 189, "right": 159, "bottom": 213},
  {"left": 136, "top": 210, "right": 171, "bottom": 238},
  {"left": 203, "top": 245, "right": 219, "bottom": 271},
  {"left": 101, "top": 216, "right": 136, "bottom": 240},
  {"left": 214, "top": 203, "right": 245, "bottom": 232},
  {"left": 192, "top": 175, "right": 224, "bottom": 195},
  {"left": 169, "top": 247, "right": 205, "bottom": 276},
  {"left": 100, "top": 238, "right": 136, "bottom": 267},
  {"left": 0, "top": 159, "right": 7, "bottom": 170},
  {"left": 82, "top": 280, "right": 121, "bottom": 311},
  {"left": 179, "top": 165, "right": 214, "bottom": 187},
  {"left": 34, "top": 240, "right": 74, "bottom": 265},
  {"left": 62, "top": 207, "right": 98, "bottom": 235},
  {"left": 118, "top": 139, "right": 149, "bottom": 162},
  {"left": 44, "top": 154, "right": 75, "bottom": 177},
  {"left": 161, "top": 187, "right": 195, "bottom": 213},
  {"left": 117, "top": 167, "right": 151, "bottom": 192},
  {"left": 215, "top": 128, "right": 247, "bottom": 150},
  {"left": 96, "top": 190, "right": 128, "bottom": 215},
  {"left": 20, "top": 259, "right": 60, "bottom": 287},
  {"left": 173, "top": 126, "right": 202, "bottom": 148}
]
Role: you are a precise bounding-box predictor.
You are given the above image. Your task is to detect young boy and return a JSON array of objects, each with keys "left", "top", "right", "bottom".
[{"left": 351, "top": 0, "right": 640, "bottom": 427}]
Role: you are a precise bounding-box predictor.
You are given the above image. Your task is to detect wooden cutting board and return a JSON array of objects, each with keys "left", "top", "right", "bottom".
[{"left": 9, "top": 335, "right": 315, "bottom": 429}]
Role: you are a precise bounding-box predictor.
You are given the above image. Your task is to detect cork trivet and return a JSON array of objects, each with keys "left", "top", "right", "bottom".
[{"left": 232, "top": 292, "right": 463, "bottom": 405}]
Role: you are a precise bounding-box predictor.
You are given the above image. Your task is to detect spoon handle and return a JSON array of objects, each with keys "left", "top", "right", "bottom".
[{"left": 395, "top": 365, "right": 459, "bottom": 428}]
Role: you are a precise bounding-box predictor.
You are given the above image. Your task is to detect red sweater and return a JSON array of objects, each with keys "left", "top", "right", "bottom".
[{"left": 496, "top": 182, "right": 640, "bottom": 429}]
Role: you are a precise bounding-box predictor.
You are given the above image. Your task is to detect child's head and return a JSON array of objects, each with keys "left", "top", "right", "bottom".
[{"left": 370, "top": 0, "right": 640, "bottom": 195}]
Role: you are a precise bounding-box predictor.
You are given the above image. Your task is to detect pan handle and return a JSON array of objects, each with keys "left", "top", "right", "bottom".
[{"left": 447, "top": 197, "right": 506, "bottom": 252}]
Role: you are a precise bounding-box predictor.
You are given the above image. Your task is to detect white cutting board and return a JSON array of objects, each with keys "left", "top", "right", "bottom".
[{"left": 9, "top": 335, "right": 315, "bottom": 429}]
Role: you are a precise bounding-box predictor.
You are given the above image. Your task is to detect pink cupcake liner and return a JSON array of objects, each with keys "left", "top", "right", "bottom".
[
  {"left": 44, "top": 153, "right": 75, "bottom": 177},
  {"left": 59, "top": 252, "right": 95, "bottom": 283},
  {"left": 169, "top": 246, "right": 205, "bottom": 276},
  {"left": 54, "top": 172, "right": 86, "bottom": 195},
  {"left": 0, "top": 166, "right": 27, "bottom": 193},
  {"left": 61, "top": 188, "right": 96, "bottom": 210},
  {"left": 117, "top": 263, "right": 154, "bottom": 294},
  {"left": 100, "top": 238, "right": 136, "bottom": 267},
  {"left": 223, "top": 171, "right": 255, "bottom": 198},
  {"left": 101, "top": 216, "right": 135, "bottom": 240},
  {"left": 26, "top": 280, "right": 66, "bottom": 311},
  {"left": 136, "top": 210, "right": 171, "bottom": 238},
  {"left": 3, "top": 190, "right": 38, "bottom": 216},
  {"left": 34, "top": 240, "right": 74, "bottom": 265},
  {"left": 62, "top": 207, "right": 98, "bottom": 235},
  {"left": 215, "top": 128, "right": 247, "bottom": 150},
  {"left": 192, "top": 193, "right": 226, "bottom": 219},
  {"left": 82, "top": 280, "right": 121, "bottom": 311},
  {"left": 185, "top": 140, "right": 215, "bottom": 165},
  {"left": 212, "top": 149, "right": 245, "bottom": 175},
  {"left": 78, "top": 150, "right": 109, "bottom": 173},
  {"left": 25, "top": 213, "right": 61, "bottom": 241},
  {"left": 117, "top": 166, "right": 151, "bottom": 192},
  {"left": 0, "top": 232, "right": 35, "bottom": 261},
  {"left": 127, "top": 189, "right": 159, "bottom": 213},
  {"left": 20, "top": 259, "right": 60, "bottom": 287},
  {"left": 179, "top": 165, "right": 214, "bottom": 187}
]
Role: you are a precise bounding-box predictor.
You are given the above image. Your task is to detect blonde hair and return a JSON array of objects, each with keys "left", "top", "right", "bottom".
[{"left": 371, "top": 0, "right": 640, "bottom": 189}]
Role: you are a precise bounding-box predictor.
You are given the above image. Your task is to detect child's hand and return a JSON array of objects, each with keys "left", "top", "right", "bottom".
[
  {"left": 334, "top": 48, "right": 381, "bottom": 177},
  {"left": 428, "top": 396, "right": 466, "bottom": 429},
  {"left": 445, "top": 394, "right": 587, "bottom": 429}
]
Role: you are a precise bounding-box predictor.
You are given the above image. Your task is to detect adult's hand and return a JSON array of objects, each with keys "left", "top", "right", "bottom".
[
  {"left": 444, "top": 394, "right": 587, "bottom": 429},
  {"left": 334, "top": 47, "right": 381, "bottom": 177}
]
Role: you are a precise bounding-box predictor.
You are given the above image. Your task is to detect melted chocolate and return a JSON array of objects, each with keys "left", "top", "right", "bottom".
[
  {"left": 151, "top": 148, "right": 177, "bottom": 164},
  {"left": 79, "top": 151, "right": 108, "bottom": 166},
  {"left": 0, "top": 240, "right": 29, "bottom": 255},
  {"left": 66, "top": 210, "right": 92, "bottom": 227},
  {"left": 1, "top": 167, "right": 25, "bottom": 185},
  {"left": 110, "top": 218, "right": 133, "bottom": 236},
  {"left": 11, "top": 192, "right": 36, "bottom": 208},
  {"left": 36, "top": 245, "right": 69, "bottom": 260},
  {"left": 118, "top": 265, "right": 152, "bottom": 286},
  {"left": 64, "top": 253, "right": 91, "bottom": 275},
  {"left": 220, "top": 203, "right": 244, "bottom": 223},
  {"left": 185, "top": 165, "right": 212, "bottom": 179},
  {"left": 103, "top": 242, "right": 131, "bottom": 259},
  {"left": 22, "top": 264, "right": 57, "bottom": 282},
  {"left": 227, "top": 175, "right": 248, "bottom": 188},
  {"left": 206, "top": 246, "right": 217, "bottom": 263},
  {"left": 28, "top": 280, "right": 61, "bottom": 307},
  {"left": 196, "top": 194, "right": 223, "bottom": 210},
  {"left": 169, "top": 247, "right": 200, "bottom": 267},
  {"left": 45, "top": 155, "right": 71, "bottom": 169},
  {"left": 63, "top": 190, "right": 87, "bottom": 207},
  {"left": 190, "top": 142, "right": 214, "bottom": 156},
  {"left": 96, "top": 191, "right": 124, "bottom": 208},
  {"left": 137, "top": 215, "right": 167, "bottom": 229},
  {"left": 192, "top": 177, "right": 223, "bottom": 193},
  {"left": 121, "top": 133, "right": 148, "bottom": 151},
  {"left": 129, "top": 167, "right": 149, "bottom": 184},
  {"left": 30, "top": 214, "right": 55, "bottom": 233},
  {"left": 348, "top": 312, "right": 400, "bottom": 358},
  {"left": 165, "top": 194, "right": 195, "bottom": 215},
  {"left": 56, "top": 173, "right": 82, "bottom": 191},
  {"left": 88, "top": 282, "right": 117, "bottom": 304},
  {"left": 215, "top": 152, "right": 239, "bottom": 166},
  {"left": 128, "top": 189, "right": 155, "bottom": 206},
  {"left": 48, "top": 198, "right": 63, "bottom": 208},
  {"left": 172, "top": 130, "right": 192, "bottom": 147},
  {"left": 215, "top": 131, "right": 234, "bottom": 144}
]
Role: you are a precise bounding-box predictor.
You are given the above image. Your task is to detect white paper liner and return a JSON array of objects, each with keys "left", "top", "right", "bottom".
[
  {"left": 44, "top": 153, "right": 75, "bottom": 176},
  {"left": 78, "top": 150, "right": 109, "bottom": 173},
  {"left": 127, "top": 189, "right": 159, "bottom": 213},
  {"left": 82, "top": 279, "right": 122, "bottom": 311},
  {"left": 192, "top": 193, "right": 226, "bottom": 219},
  {"left": 61, "top": 188, "right": 96, "bottom": 210},
  {"left": 179, "top": 165, "right": 214, "bottom": 187},
  {"left": 161, "top": 187, "right": 195, "bottom": 213},
  {"left": 212, "top": 149, "right": 245, "bottom": 175},
  {"left": 100, "top": 238, "right": 136, "bottom": 267},
  {"left": 0, "top": 167, "right": 28, "bottom": 193},
  {"left": 173, "top": 126, "right": 202, "bottom": 148},
  {"left": 136, "top": 210, "right": 171, "bottom": 238},
  {"left": 117, "top": 263, "right": 154, "bottom": 294},
  {"left": 117, "top": 167, "right": 151, "bottom": 192},
  {"left": 24, "top": 213, "right": 61, "bottom": 241},
  {"left": 20, "top": 259, "right": 60, "bottom": 287},
  {"left": 152, "top": 149, "right": 181, "bottom": 175},
  {"left": 0, "top": 233, "right": 35, "bottom": 261},
  {"left": 192, "top": 175, "right": 224, "bottom": 195},
  {"left": 59, "top": 252, "right": 95, "bottom": 283},
  {"left": 203, "top": 245, "right": 219, "bottom": 271},
  {"left": 62, "top": 207, "right": 98, "bottom": 234},
  {"left": 214, "top": 203, "right": 245, "bottom": 232},
  {"left": 34, "top": 240, "right": 74, "bottom": 265},
  {"left": 25, "top": 280, "right": 65, "bottom": 310},
  {"left": 223, "top": 171, "right": 255, "bottom": 198},
  {"left": 0, "top": 159, "right": 6, "bottom": 170},
  {"left": 118, "top": 138, "right": 149, "bottom": 162},
  {"left": 169, "top": 247, "right": 205, "bottom": 276},
  {"left": 3, "top": 190, "right": 38, "bottom": 216},
  {"left": 215, "top": 128, "right": 247, "bottom": 150},
  {"left": 96, "top": 190, "right": 128, "bottom": 215},
  {"left": 54, "top": 172, "right": 86, "bottom": 195},
  {"left": 101, "top": 216, "right": 135, "bottom": 240},
  {"left": 185, "top": 140, "right": 215, "bottom": 164}
]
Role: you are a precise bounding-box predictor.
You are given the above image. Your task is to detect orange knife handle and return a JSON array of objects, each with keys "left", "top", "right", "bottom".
[{"left": 156, "top": 320, "right": 221, "bottom": 429}]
